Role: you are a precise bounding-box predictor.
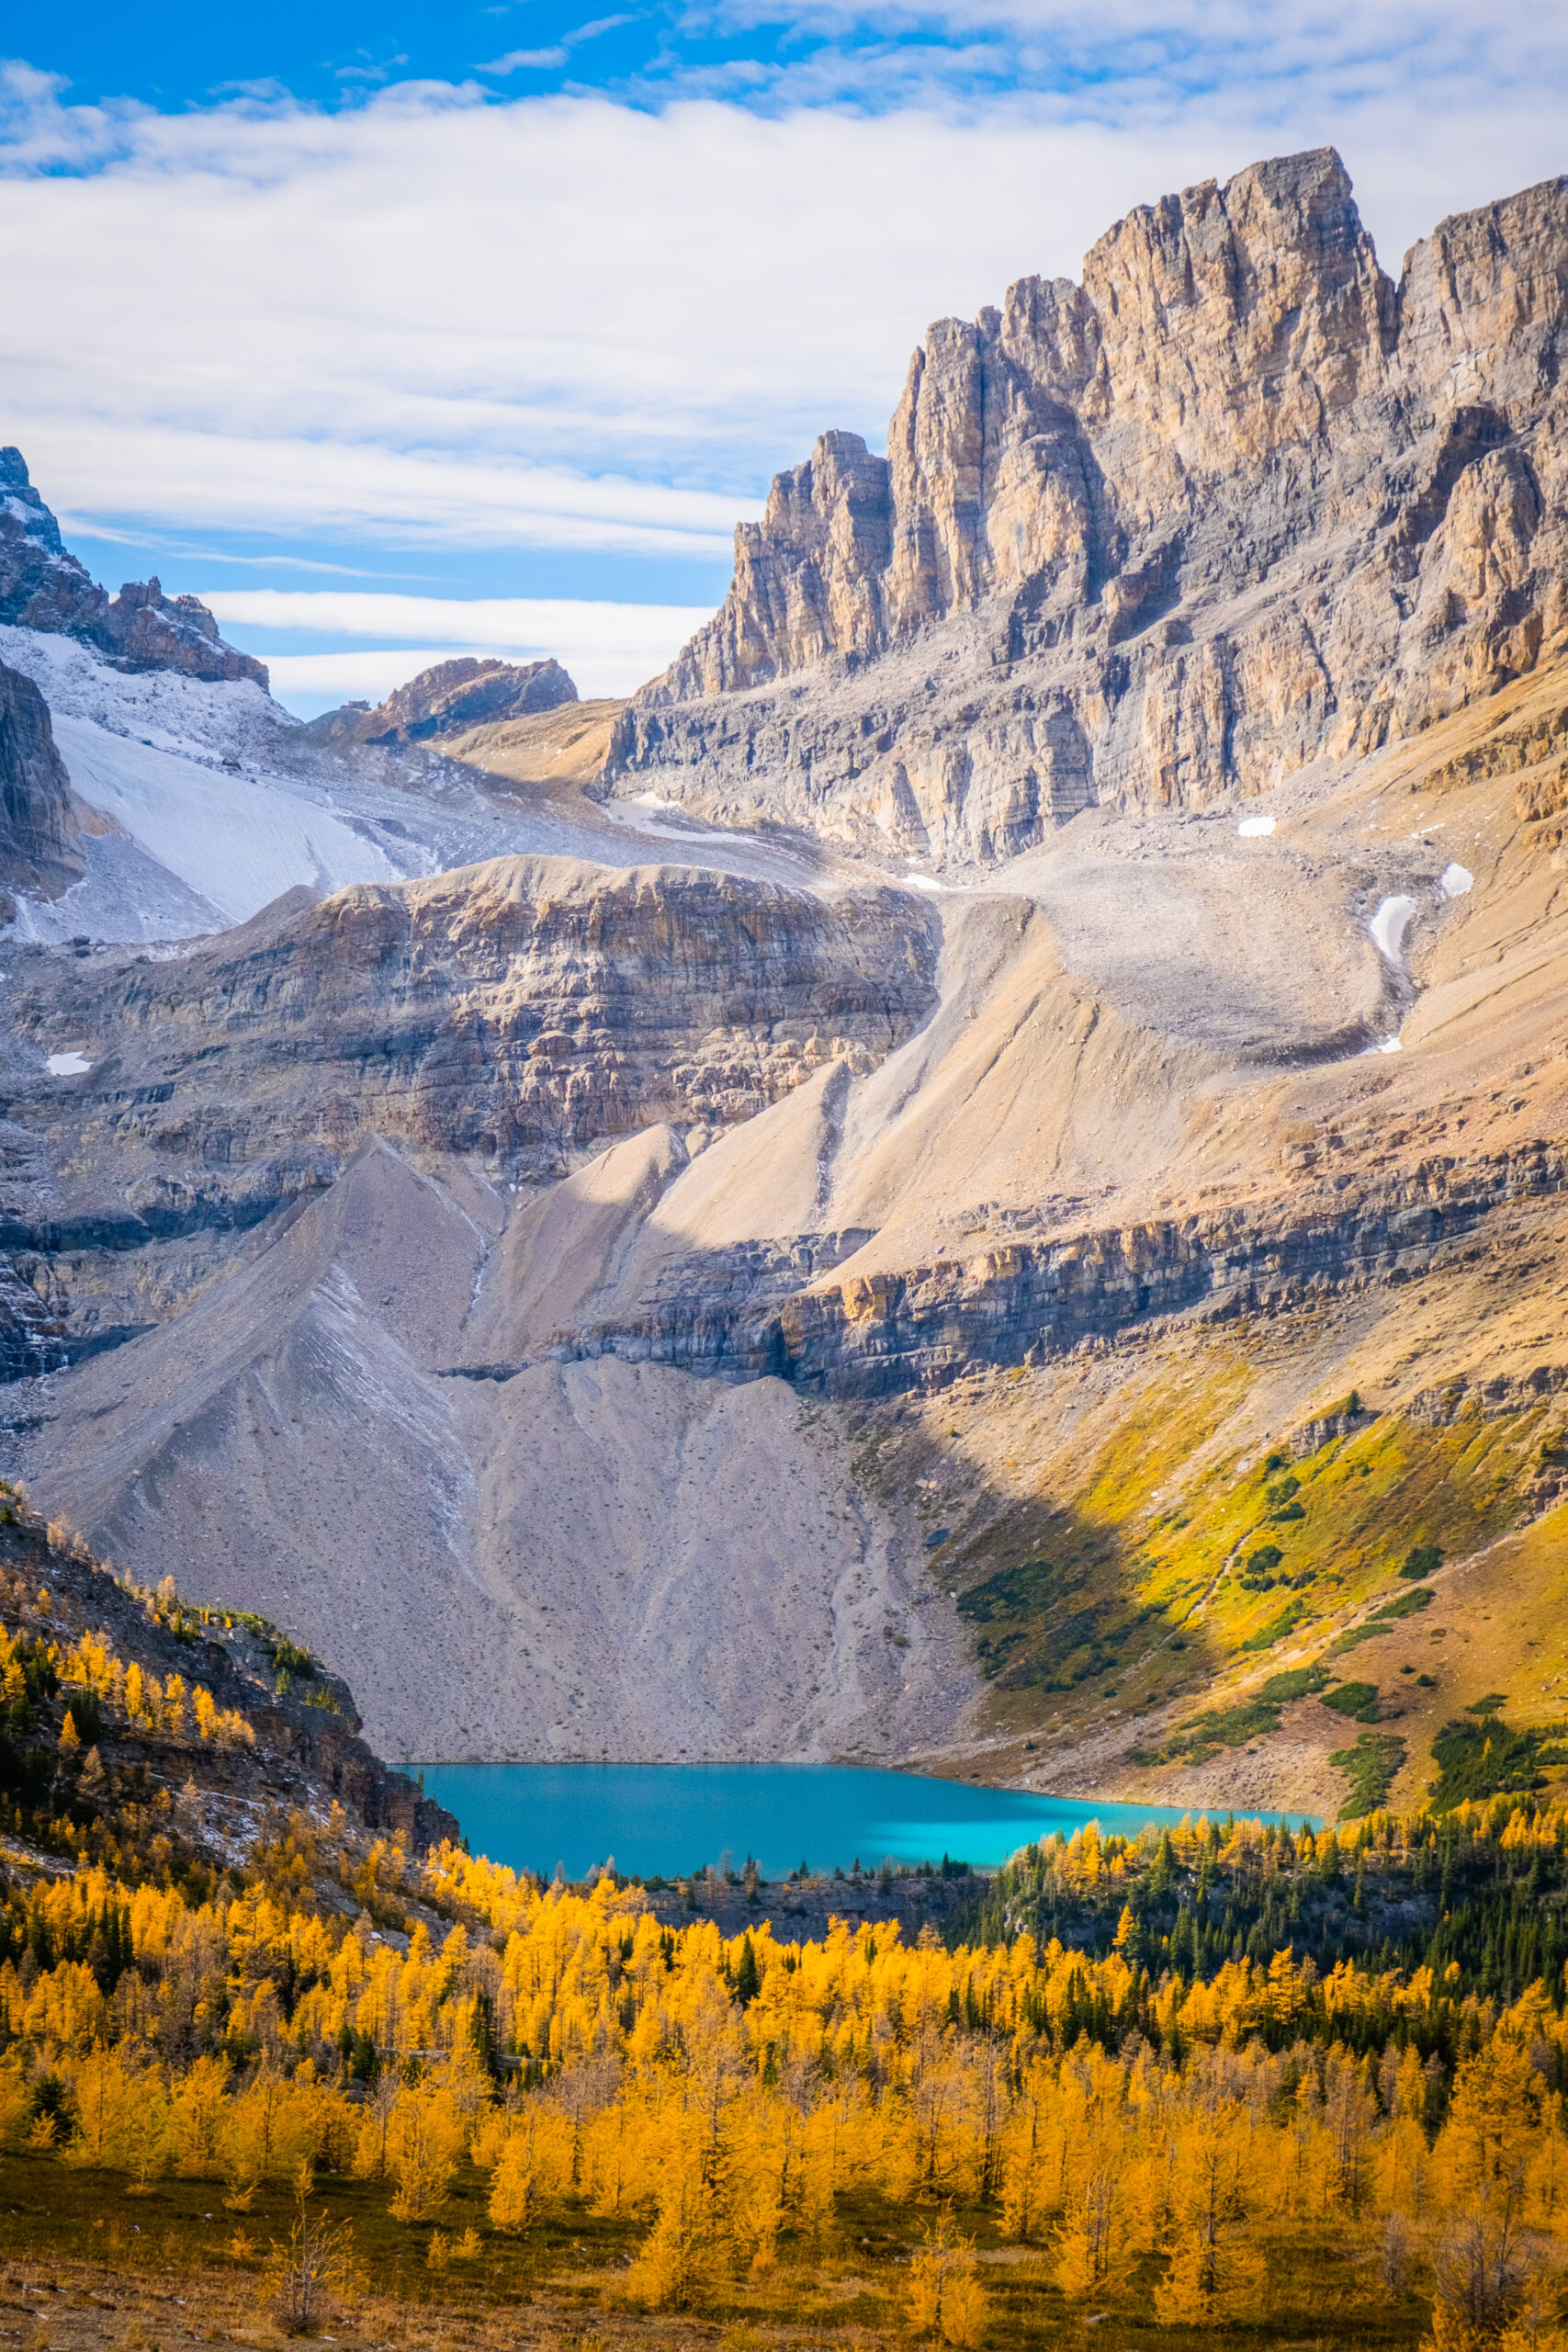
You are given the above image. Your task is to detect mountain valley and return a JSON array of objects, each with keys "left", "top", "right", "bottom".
[{"left": 0, "top": 148, "right": 1565, "bottom": 1826}]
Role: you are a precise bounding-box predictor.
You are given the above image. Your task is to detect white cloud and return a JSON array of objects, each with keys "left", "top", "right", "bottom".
[
  {"left": 34, "top": 424, "right": 742, "bottom": 556},
  {"left": 209, "top": 589, "right": 712, "bottom": 705},
  {"left": 479, "top": 48, "right": 570, "bottom": 73},
  {"left": 479, "top": 14, "right": 637, "bottom": 73},
  {"left": 0, "top": 47, "right": 1563, "bottom": 566},
  {"left": 206, "top": 588, "right": 712, "bottom": 644}
]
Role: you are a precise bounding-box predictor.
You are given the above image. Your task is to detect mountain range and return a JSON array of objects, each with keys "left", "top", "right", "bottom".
[{"left": 0, "top": 145, "right": 1565, "bottom": 1825}]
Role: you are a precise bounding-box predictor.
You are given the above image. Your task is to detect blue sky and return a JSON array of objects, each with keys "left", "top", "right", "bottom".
[{"left": 4, "top": 4, "right": 1566, "bottom": 709}]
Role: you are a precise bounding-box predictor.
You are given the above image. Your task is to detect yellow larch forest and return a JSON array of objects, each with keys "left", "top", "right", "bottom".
[{"left": 4, "top": 1810, "right": 1568, "bottom": 2347}]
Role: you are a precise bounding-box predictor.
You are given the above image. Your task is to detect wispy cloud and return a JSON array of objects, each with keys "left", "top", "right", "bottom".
[
  {"left": 221, "top": 591, "right": 714, "bottom": 705},
  {"left": 205, "top": 587, "right": 713, "bottom": 647},
  {"left": 0, "top": 21, "right": 1563, "bottom": 575},
  {"left": 684, "top": 0, "right": 1568, "bottom": 115},
  {"left": 32, "top": 425, "right": 747, "bottom": 556},
  {"left": 480, "top": 47, "right": 571, "bottom": 71},
  {"left": 480, "top": 15, "right": 639, "bottom": 73},
  {"left": 333, "top": 52, "right": 412, "bottom": 87}
]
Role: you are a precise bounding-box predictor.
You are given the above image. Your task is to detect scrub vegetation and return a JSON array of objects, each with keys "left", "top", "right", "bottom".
[
  {"left": 920, "top": 1356, "right": 1567, "bottom": 1817},
  {"left": 959, "top": 1395, "right": 1547, "bottom": 1700}
]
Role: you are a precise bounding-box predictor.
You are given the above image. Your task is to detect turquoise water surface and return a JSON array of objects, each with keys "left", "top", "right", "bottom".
[{"left": 413, "top": 1762, "right": 1314, "bottom": 1883}]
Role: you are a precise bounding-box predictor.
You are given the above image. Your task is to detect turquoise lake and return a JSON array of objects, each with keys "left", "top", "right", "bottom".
[{"left": 413, "top": 1762, "right": 1315, "bottom": 1883}]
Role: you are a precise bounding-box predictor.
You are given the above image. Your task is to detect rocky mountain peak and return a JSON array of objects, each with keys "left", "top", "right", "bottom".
[
  {"left": 0, "top": 443, "right": 68, "bottom": 557},
  {"left": 306, "top": 653, "right": 579, "bottom": 749},
  {"left": 611, "top": 152, "right": 1568, "bottom": 864},
  {"left": 0, "top": 446, "right": 268, "bottom": 688},
  {"left": 383, "top": 653, "right": 577, "bottom": 736}
]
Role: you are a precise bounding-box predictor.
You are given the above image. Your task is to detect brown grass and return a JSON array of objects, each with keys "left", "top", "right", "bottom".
[{"left": 0, "top": 2151, "right": 1438, "bottom": 2351}]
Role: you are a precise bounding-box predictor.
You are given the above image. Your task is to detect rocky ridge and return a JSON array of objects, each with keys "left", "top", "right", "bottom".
[
  {"left": 0, "top": 1483, "right": 457, "bottom": 1872},
  {"left": 505, "top": 1143, "right": 1568, "bottom": 1398},
  {"left": 607, "top": 152, "right": 1568, "bottom": 864},
  {"left": 0, "top": 857, "right": 937, "bottom": 1348},
  {"left": 306, "top": 655, "right": 578, "bottom": 750},
  {"left": 0, "top": 448, "right": 267, "bottom": 689}
]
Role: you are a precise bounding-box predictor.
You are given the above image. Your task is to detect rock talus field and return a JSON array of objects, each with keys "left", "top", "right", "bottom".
[{"left": 1, "top": 150, "right": 1567, "bottom": 1819}]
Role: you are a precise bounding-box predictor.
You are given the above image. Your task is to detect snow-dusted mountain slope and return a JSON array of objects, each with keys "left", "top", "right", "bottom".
[
  {"left": 0, "top": 627, "right": 831, "bottom": 944},
  {"left": 36, "top": 713, "right": 404, "bottom": 936}
]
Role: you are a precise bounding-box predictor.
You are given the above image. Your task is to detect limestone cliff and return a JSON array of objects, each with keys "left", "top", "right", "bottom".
[
  {"left": 609, "top": 152, "right": 1568, "bottom": 862},
  {"left": 0, "top": 447, "right": 268, "bottom": 687},
  {"left": 0, "top": 856, "right": 939, "bottom": 1284}
]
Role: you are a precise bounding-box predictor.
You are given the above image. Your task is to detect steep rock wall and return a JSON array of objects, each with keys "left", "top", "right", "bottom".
[
  {"left": 610, "top": 153, "right": 1568, "bottom": 861},
  {"left": 0, "top": 658, "right": 83, "bottom": 908},
  {"left": 0, "top": 858, "right": 940, "bottom": 1292},
  {"left": 519, "top": 1144, "right": 1567, "bottom": 1397}
]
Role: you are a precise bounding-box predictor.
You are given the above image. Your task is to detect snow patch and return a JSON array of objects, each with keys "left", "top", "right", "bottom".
[
  {"left": 1236, "top": 814, "right": 1276, "bottom": 837},
  {"left": 1369, "top": 894, "right": 1416, "bottom": 965},
  {"left": 1441, "top": 862, "right": 1473, "bottom": 897},
  {"left": 46, "top": 1051, "right": 91, "bottom": 1077},
  {"left": 46, "top": 713, "right": 403, "bottom": 929},
  {"left": 0, "top": 625, "right": 832, "bottom": 940},
  {"left": 0, "top": 622, "right": 286, "bottom": 766}
]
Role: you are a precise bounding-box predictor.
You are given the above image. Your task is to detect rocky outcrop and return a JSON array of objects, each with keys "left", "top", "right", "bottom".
[
  {"left": 518, "top": 1144, "right": 1567, "bottom": 1397},
  {"left": 0, "top": 657, "right": 83, "bottom": 908},
  {"left": 609, "top": 152, "right": 1568, "bottom": 862},
  {"left": 306, "top": 656, "right": 577, "bottom": 749},
  {"left": 0, "top": 857, "right": 940, "bottom": 1247},
  {"left": 0, "top": 447, "right": 267, "bottom": 687},
  {"left": 0, "top": 1498, "right": 459, "bottom": 1852}
]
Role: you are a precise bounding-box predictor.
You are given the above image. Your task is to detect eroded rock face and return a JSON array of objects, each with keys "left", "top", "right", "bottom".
[
  {"left": 0, "top": 658, "right": 83, "bottom": 907},
  {"left": 0, "top": 856, "right": 940, "bottom": 1274},
  {"left": 0, "top": 447, "right": 267, "bottom": 687},
  {"left": 306, "top": 656, "right": 578, "bottom": 749},
  {"left": 6, "top": 656, "right": 1568, "bottom": 1766},
  {"left": 611, "top": 152, "right": 1568, "bottom": 861}
]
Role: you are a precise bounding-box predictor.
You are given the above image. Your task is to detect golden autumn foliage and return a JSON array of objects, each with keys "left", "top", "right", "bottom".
[
  {"left": 10, "top": 1813, "right": 1568, "bottom": 2337},
  {"left": 907, "top": 2221, "right": 987, "bottom": 2346}
]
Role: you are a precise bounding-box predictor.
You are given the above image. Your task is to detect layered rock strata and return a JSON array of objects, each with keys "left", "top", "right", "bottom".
[
  {"left": 0, "top": 857, "right": 939, "bottom": 1370},
  {"left": 473, "top": 1145, "right": 1566, "bottom": 1397},
  {"left": 0, "top": 447, "right": 267, "bottom": 686},
  {"left": 608, "top": 152, "right": 1568, "bottom": 862}
]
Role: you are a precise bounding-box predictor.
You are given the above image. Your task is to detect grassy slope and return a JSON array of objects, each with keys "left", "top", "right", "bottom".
[{"left": 864, "top": 1282, "right": 1567, "bottom": 1818}]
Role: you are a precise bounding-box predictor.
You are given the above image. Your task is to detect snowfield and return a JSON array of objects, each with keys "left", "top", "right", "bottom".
[
  {"left": 0, "top": 628, "right": 641, "bottom": 944},
  {"left": 0, "top": 623, "right": 286, "bottom": 763},
  {"left": 44, "top": 713, "right": 404, "bottom": 930},
  {"left": 0, "top": 626, "right": 829, "bottom": 945}
]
